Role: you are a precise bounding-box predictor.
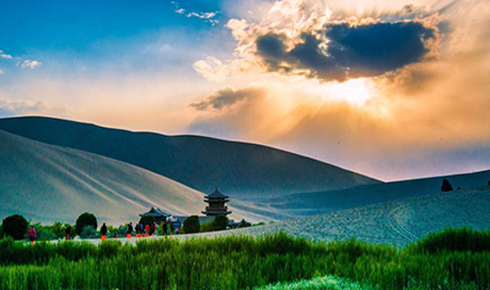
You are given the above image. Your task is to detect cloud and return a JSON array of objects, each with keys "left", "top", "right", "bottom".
[
  {"left": 194, "top": 0, "right": 441, "bottom": 83},
  {"left": 255, "top": 22, "right": 436, "bottom": 82},
  {"left": 20, "top": 59, "right": 42, "bottom": 69},
  {"left": 0, "top": 99, "right": 50, "bottom": 117},
  {"left": 0, "top": 50, "right": 12, "bottom": 59},
  {"left": 190, "top": 87, "right": 264, "bottom": 111},
  {"left": 171, "top": 1, "right": 219, "bottom": 25}
]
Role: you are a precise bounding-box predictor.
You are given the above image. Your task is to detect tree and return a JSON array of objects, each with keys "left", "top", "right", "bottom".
[
  {"left": 80, "top": 226, "right": 100, "bottom": 239},
  {"left": 75, "top": 213, "right": 98, "bottom": 236},
  {"left": 139, "top": 216, "right": 156, "bottom": 228},
  {"left": 441, "top": 179, "right": 453, "bottom": 192},
  {"left": 213, "top": 214, "right": 229, "bottom": 231},
  {"left": 183, "top": 215, "right": 200, "bottom": 234},
  {"left": 2, "top": 214, "right": 28, "bottom": 240}
]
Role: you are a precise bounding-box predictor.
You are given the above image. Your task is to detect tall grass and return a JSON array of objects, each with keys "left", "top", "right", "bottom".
[{"left": 0, "top": 229, "right": 489, "bottom": 290}]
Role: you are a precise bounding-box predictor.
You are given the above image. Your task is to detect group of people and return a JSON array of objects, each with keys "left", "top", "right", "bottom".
[
  {"left": 25, "top": 221, "right": 177, "bottom": 245},
  {"left": 125, "top": 222, "right": 172, "bottom": 238}
]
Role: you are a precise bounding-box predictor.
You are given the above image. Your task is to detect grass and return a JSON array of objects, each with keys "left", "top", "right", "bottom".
[
  {"left": 0, "top": 228, "right": 489, "bottom": 290},
  {"left": 254, "top": 276, "right": 376, "bottom": 290}
]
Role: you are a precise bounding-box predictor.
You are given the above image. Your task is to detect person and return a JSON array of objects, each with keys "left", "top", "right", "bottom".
[
  {"left": 127, "top": 222, "right": 133, "bottom": 238},
  {"left": 28, "top": 226, "right": 37, "bottom": 246},
  {"left": 65, "top": 225, "right": 71, "bottom": 241},
  {"left": 100, "top": 223, "right": 107, "bottom": 240},
  {"left": 144, "top": 224, "right": 150, "bottom": 237},
  {"left": 163, "top": 223, "right": 168, "bottom": 236},
  {"left": 153, "top": 223, "right": 157, "bottom": 236}
]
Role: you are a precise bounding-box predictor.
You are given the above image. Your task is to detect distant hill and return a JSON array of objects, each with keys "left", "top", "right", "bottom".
[
  {"left": 0, "top": 116, "right": 379, "bottom": 200},
  {"left": 231, "top": 169, "right": 490, "bottom": 219},
  {"left": 0, "top": 130, "right": 258, "bottom": 224},
  {"left": 209, "top": 188, "right": 490, "bottom": 246}
]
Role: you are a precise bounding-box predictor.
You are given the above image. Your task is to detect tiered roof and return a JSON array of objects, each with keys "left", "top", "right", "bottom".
[{"left": 139, "top": 207, "right": 172, "bottom": 218}]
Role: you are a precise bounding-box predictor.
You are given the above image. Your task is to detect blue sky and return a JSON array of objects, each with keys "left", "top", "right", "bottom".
[{"left": 1, "top": 0, "right": 489, "bottom": 181}]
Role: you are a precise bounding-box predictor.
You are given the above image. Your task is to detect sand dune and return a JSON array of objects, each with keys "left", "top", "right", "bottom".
[
  {"left": 171, "top": 188, "right": 490, "bottom": 246},
  {"left": 0, "top": 116, "right": 379, "bottom": 199},
  {"left": 0, "top": 130, "right": 258, "bottom": 224}
]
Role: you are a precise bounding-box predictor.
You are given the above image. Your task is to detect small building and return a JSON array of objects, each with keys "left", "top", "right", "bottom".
[
  {"left": 139, "top": 207, "right": 171, "bottom": 224},
  {"left": 202, "top": 188, "right": 232, "bottom": 216}
]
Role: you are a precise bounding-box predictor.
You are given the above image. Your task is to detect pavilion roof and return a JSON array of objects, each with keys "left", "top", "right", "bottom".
[
  {"left": 205, "top": 188, "right": 229, "bottom": 199},
  {"left": 139, "top": 207, "right": 172, "bottom": 218}
]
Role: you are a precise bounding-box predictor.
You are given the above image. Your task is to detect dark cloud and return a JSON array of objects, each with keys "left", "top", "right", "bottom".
[
  {"left": 190, "top": 87, "right": 263, "bottom": 111},
  {"left": 255, "top": 21, "right": 436, "bottom": 81}
]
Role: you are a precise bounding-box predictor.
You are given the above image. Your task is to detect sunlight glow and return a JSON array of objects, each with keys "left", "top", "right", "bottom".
[{"left": 321, "top": 78, "right": 377, "bottom": 106}]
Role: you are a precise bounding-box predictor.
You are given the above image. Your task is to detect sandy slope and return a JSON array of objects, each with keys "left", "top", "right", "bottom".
[
  {"left": 0, "top": 116, "right": 379, "bottom": 199},
  {"left": 0, "top": 130, "right": 258, "bottom": 224},
  {"left": 133, "top": 188, "right": 489, "bottom": 247}
]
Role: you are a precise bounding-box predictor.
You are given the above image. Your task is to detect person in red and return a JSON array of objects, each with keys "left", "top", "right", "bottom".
[
  {"left": 144, "top": 224, "right": 150, "bottom": 237},
  {"left": 28, "top": 226, "right": 37, "bottom": 246}
]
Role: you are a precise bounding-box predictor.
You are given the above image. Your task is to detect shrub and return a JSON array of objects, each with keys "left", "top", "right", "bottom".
[
  {"left": 43, "top": 222, "right": 73, "bottom": 239},
  {"left": 213, "top": 214, "right": 229, "bottom": 231},
  {"left": 441, "top": 179, "right": 453, "bottom": 192},
  {"left": 183, "top": 215, "right": 200, "bottom": 234},
  {"left": 2, "top": 214, "right": 28, "bottom": 240},
  {"left": 239, "top": 219, "right": 252, "bottom": 228},
  {"left": 75, "top": 213, "right": 97, "bottom": 236},
  {"left": 139, "top": 216, "right": 156, "bottom": 229},
  {"left": 410, "top": 227, "right": 490, "bottom": 253},
  {"left": 80, "top": 225, "right": 101, "bottom": 239},
  {"left": 200, "top": 221, "right": 214, "bottom": 232}
]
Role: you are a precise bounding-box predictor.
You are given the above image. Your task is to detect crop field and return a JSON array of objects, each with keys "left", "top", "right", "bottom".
[{"left": 0, "top": 228, "right": 489, "bottom": 290}]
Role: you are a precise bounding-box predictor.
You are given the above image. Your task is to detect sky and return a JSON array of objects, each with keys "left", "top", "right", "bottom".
[{"left": 0, "top": 0, "right": 489, "bottom": 181}]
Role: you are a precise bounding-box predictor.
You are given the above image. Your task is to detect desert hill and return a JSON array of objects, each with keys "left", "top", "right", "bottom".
[
  {"left": 229, "top": 169, "right": 490, "bottom": 219},
  {"left": 186, "top": 188, "right": 490, "bottom": 246},
  {"left": 0, "top": 116, "right": 379, "bottom": 199},
  {"left": 0, "top": 129, "right": 258, "bottom": 224}
]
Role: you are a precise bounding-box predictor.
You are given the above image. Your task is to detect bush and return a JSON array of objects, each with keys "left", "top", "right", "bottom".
[
  {"left": 183, "top": 215, "right": 200, "bottom": 234},
  {"left": 75, "top": 213, "right": 97, "bottom": 236},
  {"left": 441, "top": 179, "right": 453, "bottom": 192},
  {"left": 139, "top": 216, "right": 156, "bottom": 229},
  {"left": 213, "top": 214, "right": 229, "bottom": 231},
  {"left": 80, "top": 225, "right": 101, "bottom": 239},
  {"left": 239, "top": 219, "right": 252, "bottom": 228},
  {"left": 410, "top": 227, "right": 490, "bottom": 253},
  {"left": 2, "top": 214, "right": 28, "bottom": 240},
  {"left": 200, "top": 221, "right": 214, "bottom": 233}
]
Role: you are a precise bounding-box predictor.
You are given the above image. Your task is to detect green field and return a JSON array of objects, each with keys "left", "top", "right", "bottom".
[{"left": 0, "top": 228, "right": 489, "bottom": 290}]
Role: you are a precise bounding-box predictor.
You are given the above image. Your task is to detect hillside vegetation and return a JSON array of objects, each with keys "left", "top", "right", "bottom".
[{"left": 0, "top": 229, "right": 489, "bottom": 290}]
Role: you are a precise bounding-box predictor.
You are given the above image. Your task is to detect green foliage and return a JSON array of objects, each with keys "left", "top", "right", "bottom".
[
  {"left": 75, "top": 213, "right": 97, "bottom": 236},
  {"left": 255, "top": 275, "right": 375, "bottom": 290},
  {"left": 213, "top": 214, "right": 229, "bottom": 231},
  {"left": 2, "top": 214, "right": 28, "bottom": 240},
  {"left": 80, "top": 226, "right": 100, "bottom": 239},
  {"left": 200, "top": 221, "right": 214, "bottom": 232},
  {"left": 239, "top": 219, "right": 252, "bottom": 228},
  {"left": 139, "top": 216, "right": 156, "bottom": 228},
  {"left": 43, "top": 222, "right": 74, "bottom": 239},
  {"left": 183, "top": 215, "right": 200, "bottom": 234},
  {"left": 0, "top": 229, "right": 489, "bottom": 290},
  {"left": 409, "top": 227, "right": 490, "bottom": 253}
]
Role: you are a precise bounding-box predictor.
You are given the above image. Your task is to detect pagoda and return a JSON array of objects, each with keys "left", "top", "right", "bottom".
[{"left": 202, "top": 188, "right": 232, "bottom": 216}]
